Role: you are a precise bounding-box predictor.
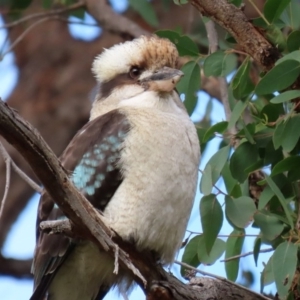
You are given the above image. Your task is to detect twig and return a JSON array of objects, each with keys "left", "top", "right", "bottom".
[
  {"left": 1, "top": 2, "right": 85, "bottom": 29},
  {"left": 220, "top": 247, "right": 273, "bottom": 262},
  {"left": 113, "top": 244, "right": 120, "bottom": 274},
  {"left": 0, "top": 142, "right": 42, "bottom": 194},
  {"left": 186, "top": 229, "right": 259, "bottom": 238},
  {"left": 175, "top": 260, "right": 272, "bottom": 300},
  {"left": 0, "top": 143, "right": 11, "bottom": 221}
]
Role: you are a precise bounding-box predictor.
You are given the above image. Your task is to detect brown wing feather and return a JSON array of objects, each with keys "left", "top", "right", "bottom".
[{"left": 31, "top": 110, "right": 130, "bottom": 300}]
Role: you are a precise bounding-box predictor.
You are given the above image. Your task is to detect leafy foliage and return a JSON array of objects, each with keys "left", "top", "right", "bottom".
[
  {"left": 174, "top": 1, "right": 300, "bottom": 298},
  {"left": 4, "top": 0, "right": 300, "bottom": 299}
]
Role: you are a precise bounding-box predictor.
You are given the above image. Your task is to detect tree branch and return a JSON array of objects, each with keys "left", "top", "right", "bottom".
[
  {"left": 0, "top": 255, "right": 32, "bottom": 279},
  {"left": 85, "top": 0, "right": 148, "bottom": 38},
  {"left": 0, "top": 98, "right": 273, "bottom": 300},
  {"left": 190, "top": 0, "right": 280, "bottom": 70},
  {"left": 1, "top": 2, "right": 85, "bottom": 29},
  {"left": 0, "top": 100, "right": 145, "bottom": 285}
]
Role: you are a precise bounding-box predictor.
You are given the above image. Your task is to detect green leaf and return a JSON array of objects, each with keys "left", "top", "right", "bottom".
[
  {"left": 254, "top": 211, "right": 284, "bottom": 241},
  {"left": 264, "top": 0, "right": 291, "bottom": 23},
  {"left": 228, "top": 100, "right": 248, "bottom": 129},
  {"left": 200, "top": 194, "right": 223, "bottom": 253},
  {"left": 281, "top": 115, "right": 300, "bottom": 152},
  {"left": 231, "top": 57, "right": 253, "bottom": 99},
  {"left": 225, "top": 196, "right": 256, "bottom": 228},
  {"left": 203, "top": 121, "right": 228, "bottom": 143},
  {"left": 221, "top": 162, "right": 238, "bottom": 195},
  {"left": 253, "top": 238, "right": 261, "bottom": 267},
  {"left": 225, "top": 229, "right": 245, "bottom": 281},
  {"left": 258, "top": 186, "right": 274, "bottom": 210},
  {"left": 256, "top": 60, "right": 300, "bottom": 95},
  {"left": 270, "top": 90, "right": 300, "bottom": 103},
  {"left": 176, "top": 61, "right": 200, "bottom": 115},
  {"left": 280, "top": 0, "right": 300, "bottom": 29},
  {"left": 273, "top": 241, "right": 298, "bottom": 299},
  {"left": 230, "top": 142, "right": 259, "bottom": 183},
  {"left": 203, "top": 51, "right": 237, "bottom": 77},
  {"left": 261, "top": 103, "right": 285, "bottom": 123},
  {"left": 181, "top": 236, "right": 200, "bottom": 276},
  {"left": 200, "top": 164, "right": 213, "bottom": 196},
  {"left": 129, "top": 0, "right": 159, "bottom": 27},
  {"left": 261, "top": 255, "right": 275, "bottom": 290},
  {"left": 197, "top": 236, "right": 225, "bottom": 265},
  {"left": 273, "top": 119, "right": 286, "bottom": 150},
  {"left": 265, "top": 176, "right": 294, "bottom": 229},
  {"left": 276, "top": 50, "right": 300, "bottom": 65},
  {"left": 156, "top": 30, "right": 199, "bottom": 57},
  {"left": 263, "top": 139, "right": 284, "bottom": 166},
  {"left": 287, "top": 30, "right": 300, "bottom": 52},
  {"left": 272, "top": 156, "right": 300, "bottom": 177},
  {"left": 200, "top": 145, "right": 230, "bottom": 194},
  {"left": 273, "top": 115, "right": 300, "bottom": 152}
]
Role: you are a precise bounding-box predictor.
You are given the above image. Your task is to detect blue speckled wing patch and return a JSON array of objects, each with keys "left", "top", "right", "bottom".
[
  {"left": 32, "top": 110, "right": 130, "bottom": 299},
  {"left": 61, "top": 110, "right": 130, "bottom": 210}
]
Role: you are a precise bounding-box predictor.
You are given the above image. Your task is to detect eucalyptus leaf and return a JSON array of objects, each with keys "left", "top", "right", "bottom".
[
  {"left": 200, "top": 194, "right": 223, "bottom": 253},
  {"left": 176, "top": 61, "right": 200, "bottom": 115},
  {"left": 270, "top": 90, "right": 300, "bottom": 104},
  {"left": 200, "top": 145, "right": 230, "bottom": 194},
  {"left": 254, "top": 211, "right": 284, "bottom": 241},
  {"left": 230, "top": 142, "right": 259, "bottom": 183},
  {"left": 256, "top": 60, "right": 300, "bottom": 95},
  {"left": 181, "top": 236, "right": 200, "bottom": 276},
  {"left": 264, "top": 0, "right": 291, "bottom": 23},
  {"left": 197, "top": 236, "right": 225, "bottom": 265},
  {"left": 225, "top": 229, "right": 245, "bottom": 281},
  {"left": 273, "top": 242, "right": 298, "bottom": 299},
  {"left": 225, "top": 196, "right": 256, "bottom": 228},
  {"left": 156, "top": 30, "right": 199, "bottom": 56},
  {"left": 265, "top": 176, "right": 294, "bottom": 229}
]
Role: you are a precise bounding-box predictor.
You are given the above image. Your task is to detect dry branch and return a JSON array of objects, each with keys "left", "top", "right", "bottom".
[{"left": 0, "top": 99, "right": 272, "bottom": 300}]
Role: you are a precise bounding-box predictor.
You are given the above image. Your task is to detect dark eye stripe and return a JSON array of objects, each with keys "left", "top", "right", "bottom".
[{"left": 100, "top": 73, "right": 134, "bottom": 99}]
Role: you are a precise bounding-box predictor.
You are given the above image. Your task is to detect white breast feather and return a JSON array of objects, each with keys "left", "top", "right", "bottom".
[{"left": 103, "top": 92, "right": 200, "bottom": 263}]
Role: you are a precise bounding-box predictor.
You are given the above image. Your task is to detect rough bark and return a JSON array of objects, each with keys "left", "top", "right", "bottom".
[{"left": 190, "top": 0, "right": 280, "bottom": 70}]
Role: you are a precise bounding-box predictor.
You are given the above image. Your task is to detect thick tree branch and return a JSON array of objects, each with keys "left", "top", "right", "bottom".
[
  {"left": 0, "top": 100, "right": 145, "bottom": 285},
  {"left": 190, "top": 0, "right": 280, "bottom": 70},
  {"left": 0, "top": 99, "right": 272, "bottom": 300}
]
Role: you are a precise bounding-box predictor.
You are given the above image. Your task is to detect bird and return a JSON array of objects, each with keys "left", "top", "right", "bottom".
[{"left": 30, "top": 35, "right": 200, "bottom": 300}]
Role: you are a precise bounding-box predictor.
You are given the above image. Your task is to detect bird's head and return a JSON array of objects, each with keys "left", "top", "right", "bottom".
[{"left": 91, "top": 35, "right": 184, "bottom": 118}]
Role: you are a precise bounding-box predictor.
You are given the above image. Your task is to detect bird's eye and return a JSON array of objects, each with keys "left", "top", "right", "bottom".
[{"left": 129, "top": 67, "right": 141, "bottom": 79}]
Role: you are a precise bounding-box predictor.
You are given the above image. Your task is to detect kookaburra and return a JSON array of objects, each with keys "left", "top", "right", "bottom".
[{"left": 30, "top": 35, "right": 200, "bottom": 300}]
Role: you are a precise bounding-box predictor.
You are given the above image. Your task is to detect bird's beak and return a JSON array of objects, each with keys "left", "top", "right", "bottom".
[{"left": 140, "top": 67, "right": 184, "bottom": 93}]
